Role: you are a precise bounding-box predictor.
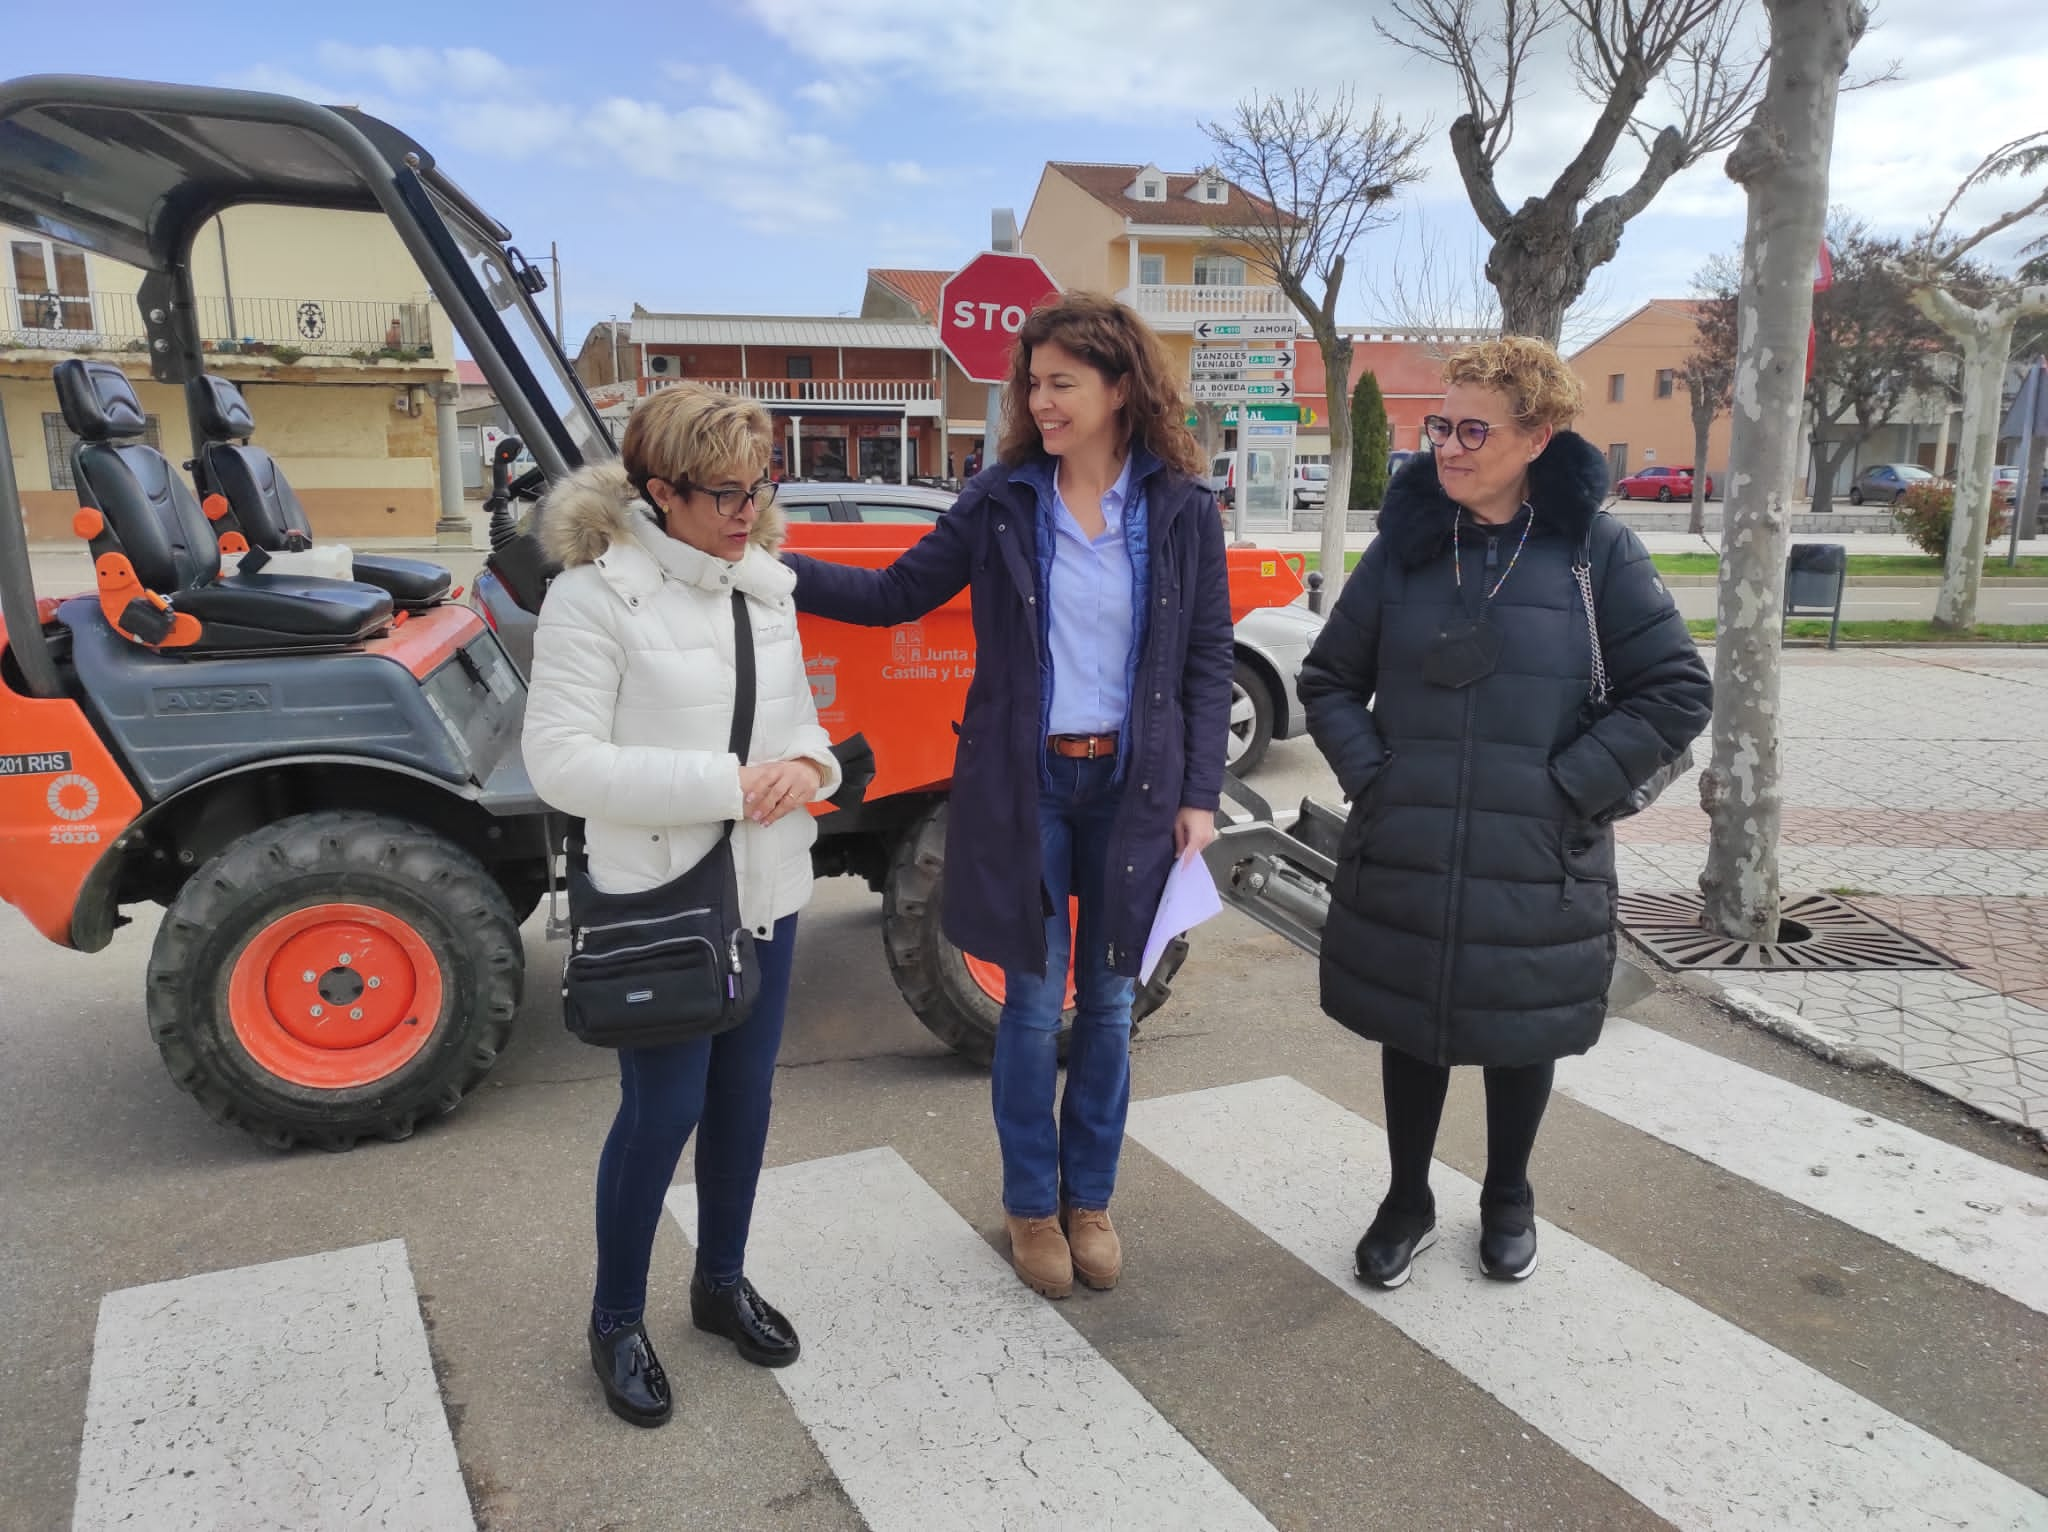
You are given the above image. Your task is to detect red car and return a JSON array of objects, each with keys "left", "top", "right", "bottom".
[{"left": 1615, "top": 464, "right": 1713, "bottom": 502}]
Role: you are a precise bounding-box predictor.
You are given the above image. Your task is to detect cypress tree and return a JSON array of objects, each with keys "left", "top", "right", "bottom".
[{"left": 1350, "top": 369, "right": 1390, "bottom": 508}]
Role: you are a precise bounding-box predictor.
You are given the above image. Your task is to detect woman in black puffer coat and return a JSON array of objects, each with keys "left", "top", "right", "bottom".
[{"left": 1299, "top": 336, "right": 1711, "bottom": 1289}]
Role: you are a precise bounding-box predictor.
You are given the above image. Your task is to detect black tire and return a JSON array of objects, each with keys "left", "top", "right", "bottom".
[
  {"left": 1227, "top": 658, "right": 1276, "bottom": 777},
  {"left": 1657, "top": 485, "right": 1674, "bottom": 502},
  {"left": 494, "top": 859, "right": 552, "bottom": 926},
  {"left": 1617, "top": 485, "right": 1632, "bottom": 501},
  {"left": 881, "top": 800, "right": 1169, "bottom": 1068},
  {"left": 146, "top": 811, "right": 523, "bottom": 1151},
  {"left": 1849, "top": 487, "right": 1864, "bottom": 505}
]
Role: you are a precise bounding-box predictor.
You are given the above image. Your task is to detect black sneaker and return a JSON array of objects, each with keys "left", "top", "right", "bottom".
[
  {"left": 691, "top": 1270, "right": 802, "bottom": 1367},
  {"left": 1479, "top": 1188, "right": 1539, "bottom": 1281},
  {"left": 588, "top": 1319, "right": 671, "bottom": 1428},
  {"left": 1354, "top": 1203, "right": 1437, "bottom": 1289}
]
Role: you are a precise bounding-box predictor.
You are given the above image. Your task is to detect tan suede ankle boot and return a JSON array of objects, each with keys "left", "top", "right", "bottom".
[
  {"left": 1005, "top": 1214, "right": 1073, "bottom": 1298},
  {"left": 1062, "top": 1205, "right": 1122, "bottom": 1290}
]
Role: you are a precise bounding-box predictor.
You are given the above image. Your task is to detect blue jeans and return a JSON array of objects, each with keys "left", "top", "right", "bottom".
[
  {"left": 992, "top": 752, "right": 1138, "bottom": 1218},
  {"left": 591, "top": 913, "right": 798, "bottom": 1322}
]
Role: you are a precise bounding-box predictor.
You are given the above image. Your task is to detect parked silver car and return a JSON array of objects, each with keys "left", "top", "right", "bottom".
[
  {"left": 475, "top": 480, "right": 1324, "bottom": 775},
  {"left": 1848, "top": 462, "right": 1933, "bottom": 505}
]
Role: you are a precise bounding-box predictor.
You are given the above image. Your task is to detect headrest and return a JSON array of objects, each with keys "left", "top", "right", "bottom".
[
  {"left": 187, "top": 374, "right": 256, "bottom": 441},
  {"left": 53, "top": 359, "right": 148, "bottom": 442}
]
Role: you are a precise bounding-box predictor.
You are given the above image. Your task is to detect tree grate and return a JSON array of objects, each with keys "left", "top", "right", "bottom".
[{"left": 1617, "top": 890, "right": 1963, "bottom": 972}]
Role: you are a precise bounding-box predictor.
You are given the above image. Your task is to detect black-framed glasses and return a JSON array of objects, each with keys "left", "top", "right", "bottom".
[
  {"left": 669, "top": 478, "right": 778, "bottom": 519},
  {"left": 1423, "top": 415, "right": 1498, "bottom": 451}
]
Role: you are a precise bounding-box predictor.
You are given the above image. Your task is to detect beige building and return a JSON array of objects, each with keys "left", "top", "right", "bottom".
[
  {"left": 1569, "top": 301, "right": 1731, "bottom": 486},
  {"left": 5, "top": 206, "right": 456, "bottom": 542}
]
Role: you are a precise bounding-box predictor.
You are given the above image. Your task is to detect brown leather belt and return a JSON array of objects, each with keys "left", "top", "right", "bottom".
[{"left": 1048, "top": 732, "right": 1118, "bottom": 760}]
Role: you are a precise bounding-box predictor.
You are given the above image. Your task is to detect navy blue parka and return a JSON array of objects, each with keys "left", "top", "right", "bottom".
[{"left": 784, "top": 446, "right": 1234, "bottom": 979}]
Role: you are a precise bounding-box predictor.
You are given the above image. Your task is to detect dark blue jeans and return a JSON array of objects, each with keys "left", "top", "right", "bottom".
[
  {"left": 992, "top": 752, "right": 1137, "bottom": 1218},
  {"left": 591, "top": 913, "right": 798, "bottom": 1322}
]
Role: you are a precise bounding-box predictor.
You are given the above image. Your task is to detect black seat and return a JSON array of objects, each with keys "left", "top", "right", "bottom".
[
  {"left": 54, "top": 359, "right": 392, "bottom": 652},
  {"left": 186, "top": 374, "right": 455, "bottom": 611}
]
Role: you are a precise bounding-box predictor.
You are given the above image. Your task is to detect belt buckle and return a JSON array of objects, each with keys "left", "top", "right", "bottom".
[{"left": 1087, "top": 736, "right": 1099, "bottom": 760}]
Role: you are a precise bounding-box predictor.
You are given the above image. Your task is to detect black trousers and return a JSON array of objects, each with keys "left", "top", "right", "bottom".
[{"left": 1381, "top": 1044, "right": 1553, "bottom": 1215}]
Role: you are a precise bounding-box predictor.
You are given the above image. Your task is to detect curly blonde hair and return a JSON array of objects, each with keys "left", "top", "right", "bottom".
[{"left": 1442, "top": 336, "right": 1583, "bottom": 431}]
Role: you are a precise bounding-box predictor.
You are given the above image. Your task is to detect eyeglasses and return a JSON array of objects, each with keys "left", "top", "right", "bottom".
[
  {"left": 1422, "top": 415, "right": 1499, "bottom": 451},
  {"left": 668, "top": 478, "right": 778, "bottom": 519}
]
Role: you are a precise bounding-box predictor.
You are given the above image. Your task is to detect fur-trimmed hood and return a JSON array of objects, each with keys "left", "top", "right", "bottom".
[
  {"left": 1375, "top": 430, "right": 1610, "bottom": 570},
  {"left": 539, "top": 459, "right": 787, "bottom": 570}
]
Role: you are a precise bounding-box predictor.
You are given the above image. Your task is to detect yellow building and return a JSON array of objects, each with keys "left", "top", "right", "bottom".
[
  {"left": 1569, "top": 301, "right": 1730, "bottom": 486},
  {"left": 4, "top": 206, "right": 456, "bottom": 542}
]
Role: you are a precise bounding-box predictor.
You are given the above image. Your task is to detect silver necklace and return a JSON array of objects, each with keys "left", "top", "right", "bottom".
[{"left": 1452, "top": 503, "right": 1535, "bottom": 604}]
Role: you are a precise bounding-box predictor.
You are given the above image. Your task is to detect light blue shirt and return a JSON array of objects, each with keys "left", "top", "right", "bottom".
[{"left": 1046, "top": 454, "right": 1137, "bottom": 737}]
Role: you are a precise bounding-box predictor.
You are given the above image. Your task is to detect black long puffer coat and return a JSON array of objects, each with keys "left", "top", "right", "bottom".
[{"left": 1298, "top": 431, "right": 1711, "bottom": 1066}]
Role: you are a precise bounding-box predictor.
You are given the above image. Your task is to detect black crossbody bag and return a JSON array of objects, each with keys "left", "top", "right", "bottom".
[
  {"left": 560, "top": 590, "right": 762, "bottom": 1048},
  {"left": 1573, "top": 526, "right": 1693, "bottom": 821}
]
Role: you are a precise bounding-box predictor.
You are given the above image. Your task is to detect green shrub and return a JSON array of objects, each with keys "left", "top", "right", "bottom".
[
  {"left": 268, "top": 345, "right": 306, "bottom": 365},
  {"left": 1349, "top": 370, "right": 1390, "bottom": 508},
  {"left": 1892, "top": 479, "right": 2010, "bottom": 558}
]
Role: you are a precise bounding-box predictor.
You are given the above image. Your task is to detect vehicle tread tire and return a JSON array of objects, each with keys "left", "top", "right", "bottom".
[
  {"left": 146, "top": 810, "right": 522, "bottom": 1151},
  {"left": 1228, "top": 658, "right": 1277, "bottom": 777}
]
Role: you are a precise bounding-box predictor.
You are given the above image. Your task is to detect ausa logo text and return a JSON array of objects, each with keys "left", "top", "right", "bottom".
[{"left": 152, "top": 685, "right": 273, "bottom": 716}]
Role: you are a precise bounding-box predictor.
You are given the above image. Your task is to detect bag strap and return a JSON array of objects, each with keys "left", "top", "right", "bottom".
[
  {"left": 727, "top": 587, "right": 755, "bottom": 765},
  {"left": 1572, "top": 523, "right": 1611, "bottom": 708}
]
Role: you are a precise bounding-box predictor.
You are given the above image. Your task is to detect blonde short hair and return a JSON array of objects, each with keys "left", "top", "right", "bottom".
[
  {"left": 619, "top": 384, "right": 773, "bottom": 500},
  {"left": 1442, "top": 336, "right": 1583, "bottom": 432}
]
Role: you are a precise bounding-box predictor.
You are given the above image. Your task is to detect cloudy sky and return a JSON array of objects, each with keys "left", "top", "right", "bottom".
[{"left": 11, "top": 0, "right": 2045, "bottom": 350}]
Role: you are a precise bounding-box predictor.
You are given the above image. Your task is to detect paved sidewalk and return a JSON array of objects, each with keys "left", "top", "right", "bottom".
[{"left": 1618, "top": 647, "right": 2048, "bottom": 1134}]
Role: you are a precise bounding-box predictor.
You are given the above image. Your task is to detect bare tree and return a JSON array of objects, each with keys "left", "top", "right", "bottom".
[
  {"left": 1698, "top": 0, "right": 1868, "bottom": 944},
  {"left": 1203, "top": 89, "right": 1429, "bottom": 598},
  {"left": 1679, "top": 252, "right": 1738, "bottom": 536},
  {"left": 1384, "top": 0, "right": 1767, "bottom": 344},
  {"left": 1899, "top": 132, "right": 2048, "bottom": 629},
  {"left": 1805, "top": 220, "right": 1947, "bottom": 512},
  {"left": 1379, "top": 213, "right": 1624, "bottom": 350}
]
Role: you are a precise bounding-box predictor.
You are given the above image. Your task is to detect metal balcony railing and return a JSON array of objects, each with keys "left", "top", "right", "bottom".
[
  {"left": 1119, "top": 283, "right": 1294, "bottom": 322},
  {"left": 648, "top": 375, "right": 937, "bottom": 404},
  {"left": 0, "top": 290, "right": 439, "bottom": 358}
]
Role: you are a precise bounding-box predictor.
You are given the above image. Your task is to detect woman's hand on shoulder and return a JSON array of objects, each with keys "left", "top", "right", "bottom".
[{"left": 739, "top": 758, "right": 827, "bottom": 825}]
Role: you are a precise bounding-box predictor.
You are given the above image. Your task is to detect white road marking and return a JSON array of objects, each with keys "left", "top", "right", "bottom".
[
  {"left": 669, "top": 1148, "right": 1274, "bottom": 1532},
  {"left": 1557, "top": 1018, "right": 2048, "bottom": 1315},
  {"left": 1127, "top": 1076, "right": 2047, "bottom": 1532},
  {"left": 73, "top": 1240, "right": 472, "bottom": 1532}
]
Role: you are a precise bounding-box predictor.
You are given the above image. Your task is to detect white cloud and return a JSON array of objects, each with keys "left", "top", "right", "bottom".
[
  {"left": 796, "top": 80, "right": 862, "bottom": 115},
  {"left": 314, "top": 42, "right": 524, "bottom": 99},
  {"left": 887, "top": 160, "right": 936, "bottom": 185}
]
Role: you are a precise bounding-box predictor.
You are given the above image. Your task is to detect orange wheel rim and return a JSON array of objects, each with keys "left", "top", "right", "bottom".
[
  {"left": 965, "top": 898, "right": 1079, "bottom": 1009},
  {"left": 227, "top": 903, "right": 442, "bottom": 1089}
]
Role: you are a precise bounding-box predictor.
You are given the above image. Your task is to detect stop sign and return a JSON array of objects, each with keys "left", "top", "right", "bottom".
[{"left": 939, "top": 252, "right": 1061, "bottom": 384}]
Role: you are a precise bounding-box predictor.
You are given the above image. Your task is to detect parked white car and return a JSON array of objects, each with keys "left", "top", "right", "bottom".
[{"left": 1291, "top": 462, "right": 1329, "bottom": 509}]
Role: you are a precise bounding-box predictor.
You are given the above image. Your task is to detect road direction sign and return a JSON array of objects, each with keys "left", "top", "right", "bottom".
[
  {"left": 1189, "top": 378, "right": 1295, "bottom": 403},
  {"left": 1191, "top": 346, "right": 1293, "bottom": 374},
  {"left": 1191, "top": 318, "right": 1297, "bottom": 342}
]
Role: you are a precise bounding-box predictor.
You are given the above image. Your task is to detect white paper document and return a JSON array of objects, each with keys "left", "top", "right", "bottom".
[{"left": 1140, "top": 852, "right": 1224, "bottom": 983}]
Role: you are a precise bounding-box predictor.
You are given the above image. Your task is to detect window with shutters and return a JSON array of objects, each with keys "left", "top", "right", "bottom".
[
  {"left": 1192, "top": 254, "right": 1245, "bottom": 287},
  {"left": 11, "top": 238, "right": 94, "bottom": 333}
]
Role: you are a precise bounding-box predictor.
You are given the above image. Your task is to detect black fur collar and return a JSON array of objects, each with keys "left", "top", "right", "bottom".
[{"left": 1376, "top": 429, "right": 1610, "bottom": 569}]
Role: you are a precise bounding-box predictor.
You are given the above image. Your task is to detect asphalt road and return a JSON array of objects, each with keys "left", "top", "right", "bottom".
[{"left": 4, "top": 729, "right": 2045, "bottom": 1530}]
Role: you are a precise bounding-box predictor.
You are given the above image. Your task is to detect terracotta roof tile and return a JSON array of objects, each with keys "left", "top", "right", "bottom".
[
  {"left": 1048, "top": 162, "right": 1300, "bottom": 228},
  {"left": 866, "top": 268, "right": 948, "bottom": 323}
]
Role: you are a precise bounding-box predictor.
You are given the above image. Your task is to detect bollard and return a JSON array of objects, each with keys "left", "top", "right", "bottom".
[{"left": 1306, "top": 570, "right": 1325, "bottom": 615}]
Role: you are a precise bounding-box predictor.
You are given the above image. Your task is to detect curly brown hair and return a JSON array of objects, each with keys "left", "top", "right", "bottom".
[
  {"left": 997, "top": 291, "right": 1205, "bottom": 476},
  {"left": 1441, "top": 335, "right": 1584, "bottom": 431}
]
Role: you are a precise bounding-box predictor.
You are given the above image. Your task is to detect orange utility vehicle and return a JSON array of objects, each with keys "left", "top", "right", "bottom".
[{"left": 0, "top": 75, "right": 1315, "bottom": 1151}]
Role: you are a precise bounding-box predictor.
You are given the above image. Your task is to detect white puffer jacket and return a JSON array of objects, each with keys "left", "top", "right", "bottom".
[{"left": 521, "top": 462, "right": 842, "bottom": 938}]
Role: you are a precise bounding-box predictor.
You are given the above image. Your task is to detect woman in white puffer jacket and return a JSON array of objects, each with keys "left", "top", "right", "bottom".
[{"left": 522, "top": 385, "right": 840, "bottom": 1430}]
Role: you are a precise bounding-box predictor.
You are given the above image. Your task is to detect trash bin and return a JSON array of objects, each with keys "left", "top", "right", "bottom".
[{"left": 1784, "top": 542, "right": 1846, "bottom": 650}]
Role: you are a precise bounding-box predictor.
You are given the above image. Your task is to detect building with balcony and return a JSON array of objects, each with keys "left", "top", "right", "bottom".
[
  {"left": 616, "top": 308, "right": 945, "bottom": 483},
  {"left": 4, "top": 205, "right": 459, "bottom": 542}
]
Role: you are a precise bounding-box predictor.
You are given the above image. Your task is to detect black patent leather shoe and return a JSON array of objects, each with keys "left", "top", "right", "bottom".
[
  {"left": 1354, "top": 1205, "right": 1437, "bottom": 1289},
  {"left": 1479, "top": 1193, "right": 1539, "bottom": 1281},
  {"left": 588, "top": 1320, "right": 671, "bottom": 1428},
  {"left": 691, "top": 1271, "right": 801, "bottom": 1368}
]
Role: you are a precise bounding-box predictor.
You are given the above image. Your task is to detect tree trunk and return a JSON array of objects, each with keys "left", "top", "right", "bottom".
[
  {"left": 1317, "top": 329, "right": 1356, "bottom": 600},
  {"left": 1689, "top": 403, "right": 1714, "bottom": 536},
  {"left": 1930, "top": 326, "right": 2013, "bottom": 626},
  {"left": 1810, "top": 429, "right": 1858, "bottom": 512},
  {"left": 1699, "top": 0, "right": 1865, "bottom": 943}
]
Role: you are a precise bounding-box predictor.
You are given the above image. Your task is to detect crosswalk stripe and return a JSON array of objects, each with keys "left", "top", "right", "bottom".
[
  {"left": 1557, "top": 1018, "right": 2048, "bottom": 1316},
  {"left": 668, "top": 1147, "right": 1275, "bottom": 1532},
  {"left": 72, "top": 1239, "right": 473, "bottom": 1532},
  {"left": 1126, "top": 1076, "right": 2048, "bottom": 1532}
]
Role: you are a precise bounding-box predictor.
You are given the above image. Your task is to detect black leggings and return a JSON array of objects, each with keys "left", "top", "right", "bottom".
[{"left": 1381, "top": 1045, "right": 1554, "bottom": 1214}]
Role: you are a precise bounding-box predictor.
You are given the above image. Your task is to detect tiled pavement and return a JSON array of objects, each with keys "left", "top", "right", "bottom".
[{"left": 1626, "top": 648, "right": 2048, "bottom": 1133}]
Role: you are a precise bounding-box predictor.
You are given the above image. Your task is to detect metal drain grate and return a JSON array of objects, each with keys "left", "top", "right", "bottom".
[{"left": 1617, "top": 890, "right": 1963, "bottom": 972}]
